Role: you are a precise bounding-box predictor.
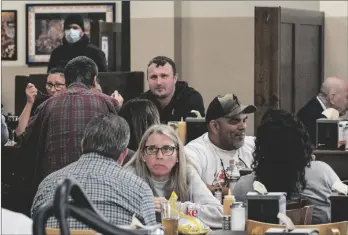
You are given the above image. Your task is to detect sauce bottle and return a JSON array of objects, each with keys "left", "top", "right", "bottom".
[
  {"left": 223, "top": 189, "right": 235, "bottom": 216},
  {"left": 177, "top": 117, "right": 187, "bottom": 144}
]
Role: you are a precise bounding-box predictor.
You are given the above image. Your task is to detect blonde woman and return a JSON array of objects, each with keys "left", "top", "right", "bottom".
[{"left": 125, "top": 124, "right": 223, "bottom": 228}]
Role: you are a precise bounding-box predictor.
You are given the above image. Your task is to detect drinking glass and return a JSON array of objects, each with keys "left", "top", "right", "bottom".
[
  {"left": 161, "top": 201, "right": 180, "bottom": 235},
  {"left": 5, "top": 115, "right": 19, "bottom": 146}
]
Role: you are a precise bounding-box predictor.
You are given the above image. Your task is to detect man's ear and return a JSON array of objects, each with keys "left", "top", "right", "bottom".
[
  {"left": 117, "top": 148, "right": 129, "bottom": 166},
  {"left": 328, "top": 93, "right": 336, "bottom": 106},
  {"left": 209, "top": 120, "right": 219, "bottom": 134},
  {"left": 93, "top": 76, "right": 97, "bottom": 88},
  {"left": 174, "top": 74, "right": 178, "bottom": 84}
]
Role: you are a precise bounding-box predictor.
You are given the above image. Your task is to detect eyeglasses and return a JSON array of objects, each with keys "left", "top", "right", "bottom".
[
  {"left": 144, "top": 145, "right": 177, "bottom": 156},
  {"left": 46, "top": 82, "right": 66, "bottom": 91}
]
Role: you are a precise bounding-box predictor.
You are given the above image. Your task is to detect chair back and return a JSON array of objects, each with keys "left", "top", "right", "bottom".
[
  {"left": 286, "top": 205, "right": 313, "bottom": 225},
  {"left": 247, "top": 220, "right": 348, "bottom": 235},
  {"left": 46, "top": 228, "right": 97, "bottom": 235}
]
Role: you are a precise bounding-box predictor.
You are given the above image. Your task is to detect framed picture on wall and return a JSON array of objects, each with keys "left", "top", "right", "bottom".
[
  {"left": 1, "top": 10, "right": 18, "bottom": 61},
  {"left": 26, "top": 3, "right": 115, "bottom": 66}
]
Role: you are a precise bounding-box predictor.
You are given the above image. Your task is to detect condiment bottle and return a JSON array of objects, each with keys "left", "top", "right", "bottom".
[
  {"left": 177, "top": 117, "right": 187, "bottom": 144},
  {"left": 223, "top": 189, "right": 235, "bottom": 215}
]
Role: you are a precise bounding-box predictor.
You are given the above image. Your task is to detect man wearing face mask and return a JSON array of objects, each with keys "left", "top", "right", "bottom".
[{"left": 47, "top": 14, "right": 107, "bottom": 73}]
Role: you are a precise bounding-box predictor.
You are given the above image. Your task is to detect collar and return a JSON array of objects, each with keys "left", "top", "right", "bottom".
[
  {"left": 204, "top": 133, "right": 237, "bottom": 154},
  {"left": 68, "top": 82, "right": 90, "bottom": 90},
  {"left": 78, "top": 152, "right": 121, "bottom": 166},
  {"left": 316, "top": 96, "right": 327, "bottom": 111}
]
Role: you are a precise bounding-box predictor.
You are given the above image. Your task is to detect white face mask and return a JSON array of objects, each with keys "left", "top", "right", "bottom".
[{"left": 65, "top": 29, "right": 81, "bottom": 44}]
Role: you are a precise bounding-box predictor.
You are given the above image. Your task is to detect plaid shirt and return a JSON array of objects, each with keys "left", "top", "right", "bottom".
[
  {"left": 20, "top": 82, "right": 118, "bottom": 180},
  {"left": 31, "top": 152, "right": 157, "bottom": 229}
]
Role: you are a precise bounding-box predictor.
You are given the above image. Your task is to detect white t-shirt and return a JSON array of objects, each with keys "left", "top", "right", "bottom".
[
  {"left": 185, "top": 133, "right": 255, "bottom": 187},
  {"left": 1, "top": 208, "right": 33, "bottom": 235}
]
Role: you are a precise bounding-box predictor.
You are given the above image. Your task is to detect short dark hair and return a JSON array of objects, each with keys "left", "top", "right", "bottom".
[
  {"left": 64, "top": 56, "right": 98, "bottom": 86},
  {"left": 147, "top": 56, "right": 176, "bottom": 75},
  {"left": 48, "top": 67, "right": 65, "bottom": 75},
  {"left": 81, "top": 113, "right": 130, "bottom": 160},
  {"left": 118, "top": 98, "right": 160, "bottom": 151}
]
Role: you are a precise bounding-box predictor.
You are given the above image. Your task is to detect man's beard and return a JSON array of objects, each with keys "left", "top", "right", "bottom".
[{"left": 154, "top": 93, "right": 168, "bottom": 100}]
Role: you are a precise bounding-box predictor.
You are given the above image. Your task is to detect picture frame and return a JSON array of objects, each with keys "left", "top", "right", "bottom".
[
  {"left": 26, "top": 3, "right": 116, "bottom": 66},
  {"left": 1, "top": 10, "right": 18, "bottom": 61}
]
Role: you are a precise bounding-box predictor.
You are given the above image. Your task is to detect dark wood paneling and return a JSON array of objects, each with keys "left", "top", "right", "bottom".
[
  {"left": 254, "top": 7, "right": 324, "bottom": 132},
  {"left": 294, "top": 25, "right": 321, "bottom": 113},
  {"left": 254, "top": 7, "right": 281, "bottom": 131},
  {"left": 280, "top": 23, "right": 294, "bottom": 113}
]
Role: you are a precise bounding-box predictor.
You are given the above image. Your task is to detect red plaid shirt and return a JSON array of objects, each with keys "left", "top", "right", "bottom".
[{"left": 20, "top": 82, "right": 118, "bottom": 180}]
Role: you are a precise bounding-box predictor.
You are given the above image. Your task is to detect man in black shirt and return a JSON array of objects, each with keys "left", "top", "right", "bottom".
[
  {"left": 47, "top": 14, "right": 107, "bottom": 73},
  {"left": 139, "top": 56, "right": 205, "bottom": 123}
]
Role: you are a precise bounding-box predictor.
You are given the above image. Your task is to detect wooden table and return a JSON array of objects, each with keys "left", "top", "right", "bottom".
[
  {"left": 207, "top": 231, "right": 247, "bottom": 235},
  {"left": 313, "top": 150, "right": 348, "bottom": 181}
]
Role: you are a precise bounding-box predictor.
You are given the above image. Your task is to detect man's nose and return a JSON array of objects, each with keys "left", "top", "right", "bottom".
[{"left": 238, "top": 122, "right": 247, "bottom": 130}]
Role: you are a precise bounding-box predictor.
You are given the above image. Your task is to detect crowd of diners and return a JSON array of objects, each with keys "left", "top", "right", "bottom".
[{"left": 2, "top": 14, "right": 348, "bottom": 233}]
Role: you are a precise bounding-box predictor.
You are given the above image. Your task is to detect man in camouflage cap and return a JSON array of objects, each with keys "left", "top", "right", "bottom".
[{"left": 185, "top": 94, "right": 256, "bottom": 195}]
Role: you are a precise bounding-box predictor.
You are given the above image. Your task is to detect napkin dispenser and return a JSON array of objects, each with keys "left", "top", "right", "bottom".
[
  {"left": 247, "top": 192, "right": 287, "bottom": 224},
  {"left": 265, "top": 228, "right": 319, "bottom": 235},
  {"left": 316, "top": 119, "right": 339, "bottom": 150},
  {"left": 330, "top": 192, "right": 348, "bottom": 222}
]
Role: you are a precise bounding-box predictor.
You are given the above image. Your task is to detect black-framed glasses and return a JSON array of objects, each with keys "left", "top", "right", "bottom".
[
  {"left": 144, "top": 145, "right": 177, "bottom": 156},
  {"left": 46, "top": 82, "right": 66, "bottom": 91}
]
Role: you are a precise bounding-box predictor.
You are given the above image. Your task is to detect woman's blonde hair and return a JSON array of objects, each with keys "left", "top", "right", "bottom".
[{"left": 125, "top": 124, "right": 189, "bottom": 201}]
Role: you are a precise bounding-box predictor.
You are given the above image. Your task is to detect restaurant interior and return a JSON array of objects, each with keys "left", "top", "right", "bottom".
[{"left": 1, "top": 1, "right": 348, "bottom": 234}]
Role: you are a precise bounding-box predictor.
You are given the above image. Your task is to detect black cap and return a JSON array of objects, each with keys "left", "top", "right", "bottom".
[
  {"left": 205, "top": 94, "right": 257, "bottom": 124},
  {"left": 64, "top": 14, "right": 85, "bottom": 32}
]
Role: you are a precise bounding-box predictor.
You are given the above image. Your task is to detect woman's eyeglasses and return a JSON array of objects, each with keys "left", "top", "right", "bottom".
[
  {"left": 46, "top": 82, "right": 66, "bottom": 91},
  {"left": 144, "top": 145, "right": 177, "bottom": 156}
]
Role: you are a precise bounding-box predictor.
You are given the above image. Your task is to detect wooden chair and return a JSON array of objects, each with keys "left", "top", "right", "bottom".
[
  {"left": 46, "top": 228, "right": 98, "bottom": 235},
  {"left": 286, "top": 205, "right": 314, "bottom": 225},
  {"left": 247, "top": 220, "right": 348, "bottom": 235}
]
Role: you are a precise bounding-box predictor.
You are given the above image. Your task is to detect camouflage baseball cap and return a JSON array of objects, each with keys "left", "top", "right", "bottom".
[{"left": 205, "top": 94, "right": 257, "bottom": 123}]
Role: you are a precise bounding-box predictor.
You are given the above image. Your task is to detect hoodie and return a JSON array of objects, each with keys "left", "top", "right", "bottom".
[
  {"left": 139, "top": 81, "right": 205, "bottom": 123},
  {"left": 47, "top": 34, "right": 107, "bottom": 73}
]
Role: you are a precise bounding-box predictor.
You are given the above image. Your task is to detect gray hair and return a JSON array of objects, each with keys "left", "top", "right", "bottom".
[
  {"left": 125, "top": 124, "right": 195, "bottom": 201},
  {"left": 81, "top": 113, "right": 130, "bottom": 160}
]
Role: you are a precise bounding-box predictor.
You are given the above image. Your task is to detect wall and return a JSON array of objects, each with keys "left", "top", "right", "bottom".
[
  {"left": 180, "top": 1, "right": 320, "bottom": 135},
  {"left": 320, "top": 1, "right": 348, "bottom": 80},
  {"left": 130, "top": 1, "right": 175, "bottom": 91},
  {"left": 1, "top": 0, "right": 122, "bottom": 114},
  {"left": 3, "top": 1, "right": 345, "bottom": 135}
]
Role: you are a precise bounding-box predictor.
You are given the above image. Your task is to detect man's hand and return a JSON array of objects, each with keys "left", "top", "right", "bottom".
[
  {"left": 111, "top": 90, "right": 124, "bottom": 109},
  {"left": 153, "top": 197, "right": 167, "bottom": 213},
  {"left": 26, "top": 83, "right": 37, "bottom": 104},
  {"left": 207, "top": 185, "right": 230, "bottom": 196}
]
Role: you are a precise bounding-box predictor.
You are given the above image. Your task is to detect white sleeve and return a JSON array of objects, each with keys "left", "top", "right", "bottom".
[
  {"left": 185, "top": 145, "right": 204, "bottom": 177},
  {"left": 182, "top": 170, "right": 223, "bottom": 229}
]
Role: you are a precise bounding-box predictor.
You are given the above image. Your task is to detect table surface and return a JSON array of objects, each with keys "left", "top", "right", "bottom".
[
  {"left": 207, "top": 231, "right": 247, "bottom": 235},
  {"left": 314, "top": 149, "right": 348, "bottom": 155}
]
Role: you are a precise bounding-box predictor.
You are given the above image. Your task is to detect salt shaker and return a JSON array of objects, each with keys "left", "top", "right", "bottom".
[{"left": 231, "top": 202, "right": 246, "bottom": 231}]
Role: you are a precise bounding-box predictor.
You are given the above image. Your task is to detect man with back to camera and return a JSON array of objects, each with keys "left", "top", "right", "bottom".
[
  {"left": 297, "top": 76, "right": 348, "bottom": 145},
  {"left": 139, "top": 56, "right": 205, "bottom": 123},
  {"left": 31, "top": 114, "right": 157, "bottom": 228},
  {"left": 47, "top": 14, "right": 107, "bottom": 73},
  {"left": 17, "top": 56, "right": 122, "bottom": 187},
  {"left": 185, "top": 94, "right": 256, "bottom": 196}
]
